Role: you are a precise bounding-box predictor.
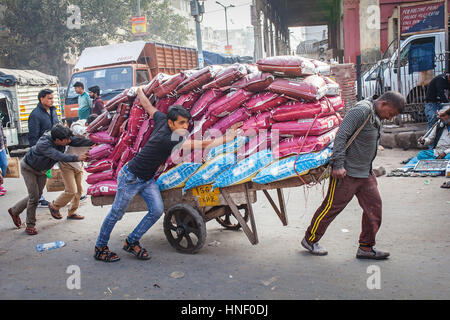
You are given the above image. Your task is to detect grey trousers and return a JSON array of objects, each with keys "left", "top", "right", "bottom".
[{"left": 10, "top": 159, "right": 47, "bottom": 228}]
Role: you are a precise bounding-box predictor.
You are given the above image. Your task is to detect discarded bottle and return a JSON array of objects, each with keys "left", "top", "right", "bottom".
[{"left": 36, "top": 241, "right": 66, "bottom": 252}]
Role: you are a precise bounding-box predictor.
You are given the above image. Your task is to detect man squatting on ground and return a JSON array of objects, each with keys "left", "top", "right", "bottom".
[
  {"left": 94, "top": 87, "right": 239, "bottom": 262},
  {"left": 301, "top": 91, "right": 406, "bottom": 260},
  {"left": 8, "top": 124, "right": 93, "bottom": 235}
]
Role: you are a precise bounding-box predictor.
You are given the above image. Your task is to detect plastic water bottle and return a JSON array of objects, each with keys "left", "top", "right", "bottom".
[{"left": 36, "top": 241, "right": 66, "bottom": 252}]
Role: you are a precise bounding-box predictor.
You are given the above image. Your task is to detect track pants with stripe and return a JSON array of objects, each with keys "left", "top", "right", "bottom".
[{"left": 305, "top": 174, "right": 382, "bottom": 247}]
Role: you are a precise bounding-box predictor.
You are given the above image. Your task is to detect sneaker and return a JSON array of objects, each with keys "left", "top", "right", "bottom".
[
  {"left": 38, "top": 199, "right": 49, "bottom": 207},
  {"left": 356, "top": 247, "right": 390, "bottom": 260},
  {"left": 301, "top": 237, "right": 328, "bottom": 256}
]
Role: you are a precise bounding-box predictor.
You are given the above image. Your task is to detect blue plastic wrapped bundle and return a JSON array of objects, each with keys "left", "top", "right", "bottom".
[
  {"left": 183, "top": 153, "right": 237, "bottom": 192},
  {"left": 205, "top": 135, "right": 248, "bottom": 161},
  {"left": 213, "top": 149, "right": 273, "bottom": 189},
  {"left": 252, "top": 147, "right": 333, "bottom": 184},
  {"left": 156, "top": 163, "right": 203, "bottom": 191}
]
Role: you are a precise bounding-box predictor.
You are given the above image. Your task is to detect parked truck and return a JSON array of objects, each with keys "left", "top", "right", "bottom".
[
  {"left": 0, "top": 68, "right": 62, "bottom": 148},
  {"left": 64, "top": 40, "right": 198, "bottom": 124}
]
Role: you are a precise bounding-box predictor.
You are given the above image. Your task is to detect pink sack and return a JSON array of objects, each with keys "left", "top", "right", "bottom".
[
  {"left": 104, "top": 89, "right": 130, "bottom": 112},
  {"left": 237, "top": 131, "right": 272, "bottom": 158},
  {"left": 268, "top": 78, "right": 323, "bottom": 101},
  {"left": 153, "top": 73, "right": 186, "bottom": 98},
  {"left": 115, "top": 147, "right": 135, "bottom": 178},
  {"left": 87, "top": 111, "right": 113, "bottom": 133},
  {"left": 88, "top": 144, "right": 113, "bottom": 161},
  {"left": 241, "top": 112, "right": 274, "bottom": 135},
  {"left": 207, "top": 89, "right": 254, "bottom": 118},
  {"left": 271, "top": 115, "right": 341, "bottom": 137},
  {"left": 176, "top": 67, "right": 216, "bottom": 94},
  {"left": 327, "top": 96, "right": 345, "bottom": 112},
  {"left": 202, "top": 64, "right": 247, "bottom": 90},
  {"left": 257, "top": 56, "right": 316, "bottom": 76},
  {"left": 155, "top": 96, "right": 178, "bottom": 114},
  {"left": 190, "top": 89, "right": 225, "bottom": 120},
  {"left": 302, "top": 75, "right": 328, "bottom": 100},
  {"left": 127, "top": 102, "right": 148, "bottom": 138},
  {"left": 107, "top": 102, "right": 131, "bottom": 137},
  {"left": 174, "top": 92, "right": 202, "bottom": 110},
  {"left": 85, "top": 159, "right": 114, "bottom": 174},
  {"left": 273, "top": 127, "right": 338, "bottom": 158},
  {"left": 211, "top": 107, "right": 251, "bottom": 134},
  {"left": 271, "top": 100, "right": 335, "bottom": 122},
  {"left": 190, "top": 114, "right": 220, "bottom": 138},
  {"left": 86, "top": 169, "right": 115, "bottom": 185},
  {"left": 87, "top": 180, "right": 117, "bottom": 197},
  {"left": 88, "top": 131, "right": 117, "bottom": 145},
  {"left": 244, "top": 92, "right": 288, "bottom": 113},
  {"left": 133, "top": 118, "right": 155, "bottom": 152},
  {"left": 110, "top": 132, "right": 135, "bottom": 164},
  {"left": 230, "top": 72, "right": 274, "bottom": 92},
  {"left": 143, "top": 73, "right": 170, "bottom": 96}
]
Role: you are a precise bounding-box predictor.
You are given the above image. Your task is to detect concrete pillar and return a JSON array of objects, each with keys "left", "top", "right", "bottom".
[{"left": 252, "top": 0, "right": 263, "bottom": 60}]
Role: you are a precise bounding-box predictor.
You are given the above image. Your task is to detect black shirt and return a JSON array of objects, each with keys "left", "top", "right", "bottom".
[
  {"left": 128, "top": 111, "right": 184, "bottom": 181},
  {"left": 426, "top": 73, "right": 450, "bottom": 103}
]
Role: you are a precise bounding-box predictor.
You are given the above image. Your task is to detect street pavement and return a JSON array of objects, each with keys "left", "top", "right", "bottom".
[{"left": 0, "top": 148, "right": 449, "bottom": 300}]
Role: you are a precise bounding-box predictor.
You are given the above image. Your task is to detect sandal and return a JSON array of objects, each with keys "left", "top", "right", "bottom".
[
  {"left": 25, "top": 227, "right": 38, "bottom": 235},
  {"left": 49, "top": 203, "right": 62, "bottom": 220},
  {"left": 441, "top": 181, "right": 450, "bottom": 189},
  {"left": 67, "top": 214, "right": 84, "bottom": 220},
  {"left": 8, "top": 208, "right": 21, "bottom": 229},
  {"left": 94, "top": 246, "right": 120, "bottom": 262},
  {"left": 123, "top": 239, "right": 151, "bottom": 260}
]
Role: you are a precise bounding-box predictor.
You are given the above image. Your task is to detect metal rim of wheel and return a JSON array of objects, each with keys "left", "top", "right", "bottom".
[
  {"left": 215, "top": 204, "right": 249, "bottom": 231},
  {"left": 163, "top": 203, "right": 206, "bottom": 254}
]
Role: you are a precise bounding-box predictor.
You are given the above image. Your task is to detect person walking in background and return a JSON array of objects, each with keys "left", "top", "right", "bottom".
[
  {"left": 28, "top": 89, "right": 59, "bottom": 207},
  {"left": 425, "top": 73, "right": 450, "bottom": 130},
  {"left": 301, "top": 91, "right": 406, "bottom": 260},
  {"left": 7, "top": 124, "right": 92, "bottom": 235},
  {"left": 0, "top": 125, "right": 7, "bottom": 196},
  {"left": 48, "top": 116, "right": 96, "bottom": 220},
  {"left": 88, "top": 85, "right": 104, "bottom": 115},
  {"left": 74, "top": 82, "right": 92, "bottom": 120}
]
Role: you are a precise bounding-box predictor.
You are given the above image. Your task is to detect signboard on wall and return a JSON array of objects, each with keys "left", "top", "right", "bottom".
[
  {"left": 132, "top": 16, "right": 147, "bottom": 37},
  {"left": 400, "top": 0, "right": 446, "bottom": 36}
]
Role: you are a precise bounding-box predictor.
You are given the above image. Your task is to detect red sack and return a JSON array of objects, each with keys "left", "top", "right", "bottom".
[
  {"left": 327, "top": 96, "right": 345, "bottom": 112},
  {"left": 190, "top": 114, "right": 220, "bottom": 138},
  {"left": 153, "top": 72, "right": 186, "bottom": 98},
  {"left": 207, "top": 89, "right": 253, "bottom": 118},
  {"left": 302, "top": 75, "right": 328, "bottom": 100},
  {"left": 88, "top": 131, "right": 117, "bottom": 145},
  {"left": 271, "top": 100, "right": 335, "bottom": 122},
  {"left": 237, "top": 131, "right": 272, "bottom": 159},
  {"left": 87, "top": 180, "right": 117, "bottom": 197},
  {"left": 87, "top": 169, "right": 115, "bottom": 185},
  {"left": 109, "top": 132, "right": 134, "bottom": 164},
  {"left": 190, "top": 89, "right": 225, "bottom": 120},
  {"left": 107, "top": 102, "right": 131, "bottom": 137},
  {"left": 230, "top": 72, "right": 274, "bottom": 92},
  {"left": 87, "top": 111, "right": 113, "bottom": 134},
  {"left": 133, "top": 118, "right": 155, "bottom": 152},
  {"left": 211, "top": 107, "right": 251, "bottom": 134},
  {"left": 85, "top": 159, "right": 114, "bottom": 174},
  {"left": 257, "top": 56, "right": 316, "bottom": 77},
  {"left": 271, "top": 115, "right": 340, "bottom": 137},
  {"left": 323, "top": 77, "right": 340, "bottom": 96},
  {"left": 244, "top": 92, "right": 288, "bottom": 113},
  {"left": 241, "top": 111, "right": 274, "bottom": 135},
  {"left": 104, "top": 89, "right": 136, "bottom": 112},
  {"left": 176, "top": 66, "right": 216, "bottom": 94},
  {"left": 174, "top": 91, "right": 202, "bottom": 110},
  {"left": 268, "top": 78, "right": 323, "bottom": 101},
  {"left": 273, "top": 127, "right": 338, "bottom": 158},
  {"left": 202, "top": 64, "right": 247, "bottom": 90},
  {"left": 143, "top": 73, "right": 170, "bottom": 96},
  {"left": 88, "top": 144, "right": 113, "bottom": 161},
  {"left": 309, "top": 59, "right": 331, "bottom": 76},
  {"left": 127, "top": 103, "right": 148, "bottom": 138},
  {"left": 115, "top": 147, "right": 135, "bottom": 178},
  {"left": 155, "top": 96, "right": 178, "bottom": 114}
]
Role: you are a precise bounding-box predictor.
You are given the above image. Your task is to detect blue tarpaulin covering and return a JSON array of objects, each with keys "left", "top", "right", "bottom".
[{"left": 203, "top": 50, "right": 253, "bottom": 66}]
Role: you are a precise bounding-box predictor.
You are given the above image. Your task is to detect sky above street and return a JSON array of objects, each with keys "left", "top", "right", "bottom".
[{"left": 202, "top": 0, "right": 252, "bottom": 30}]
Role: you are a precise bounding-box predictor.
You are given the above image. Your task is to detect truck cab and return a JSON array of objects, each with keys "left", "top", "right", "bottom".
[{"left": 64, "top": 41, "right": 198, "bottom": 124}]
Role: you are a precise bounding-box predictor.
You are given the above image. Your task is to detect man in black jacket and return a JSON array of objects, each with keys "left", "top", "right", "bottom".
[
  {"left": 8, "top": 124, "right": 92, "bottom": 235},
  {"left": 425, "top": 73, "right": 450, "bottom": 130},
  {"left": 28, "top": 89, "right": 59, "bottom": 207}
]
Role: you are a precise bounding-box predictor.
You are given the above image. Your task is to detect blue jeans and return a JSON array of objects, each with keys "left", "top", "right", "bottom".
[
  {"left": 425, "top": 102, "right": 442, "bottom": 131},
  {"left": 0, "top": 149, "right": 7, "bottom": 177},
  {"left": 96, "top": 164, "right": 164, "bottom": 248},
  {"left": 417, "top": 149, "right": 450, "bottom": 160}
]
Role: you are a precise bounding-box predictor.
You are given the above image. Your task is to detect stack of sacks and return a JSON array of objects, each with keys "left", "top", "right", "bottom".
[{"left": 86, "top": 56, "right": 345, "bottom": 198}]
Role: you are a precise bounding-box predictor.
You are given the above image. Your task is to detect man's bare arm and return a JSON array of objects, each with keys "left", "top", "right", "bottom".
[{"left": 137, "top": 87, "right": 158, "bottom": 117}]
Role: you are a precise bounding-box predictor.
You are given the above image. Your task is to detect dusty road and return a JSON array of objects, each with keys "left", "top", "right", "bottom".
[{"left": 0, "top": 148, "right": 449, "bottom": 300}]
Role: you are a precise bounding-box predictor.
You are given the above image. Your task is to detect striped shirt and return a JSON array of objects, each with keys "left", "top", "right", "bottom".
[{"left": 330, "top": 99, "right": 381, "bottom": 178}]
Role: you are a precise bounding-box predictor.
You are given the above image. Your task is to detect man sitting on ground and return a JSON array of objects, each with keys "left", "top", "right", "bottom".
[{"left": 418, "top": 106, "right": 450, "bottom": 160}]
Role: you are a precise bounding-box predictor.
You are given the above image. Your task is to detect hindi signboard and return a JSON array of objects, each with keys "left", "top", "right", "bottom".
[
  {"left": 132, "top": 16, "right": 147, "bottom": 37},
  {"left": 400, "top": 0, "right": 446, "bottom": 36}
]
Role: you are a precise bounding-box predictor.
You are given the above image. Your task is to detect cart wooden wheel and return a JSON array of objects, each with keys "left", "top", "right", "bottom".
[
  {"left": 215, "top": 204, "right": 249, "bottom": 231},
  {"left": 164, "top": 203, "right": 206, "bottom": 254}
]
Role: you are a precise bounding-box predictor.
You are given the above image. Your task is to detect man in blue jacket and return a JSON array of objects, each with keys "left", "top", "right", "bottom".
[
  {"left": 28, "top": 89, "right": 59, "bottom": 207},
  {"left": 8, "top": 124, "right": 92, "bottom": 235}
]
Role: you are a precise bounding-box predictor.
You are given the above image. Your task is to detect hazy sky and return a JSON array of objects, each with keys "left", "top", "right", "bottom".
[{"left": 202, "top": 0, "right": 252, "bottom": 30}]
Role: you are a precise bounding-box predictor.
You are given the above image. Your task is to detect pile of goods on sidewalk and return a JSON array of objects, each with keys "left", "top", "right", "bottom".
[{"left": 85, "top": 56, "right": 344, "bottom": 197}]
